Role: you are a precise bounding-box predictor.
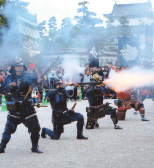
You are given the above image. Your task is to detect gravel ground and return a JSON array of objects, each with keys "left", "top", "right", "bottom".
[{"left": 0, "top": 99, "right": 154, "bottom": 168}]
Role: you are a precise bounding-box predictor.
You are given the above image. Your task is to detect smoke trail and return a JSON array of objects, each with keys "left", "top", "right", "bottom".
[
  {"left": 104, "top": 67, "right": 154, "bottom": 92},
  {"left": 0, "top": 1, "right": 42, "bottom": 68},
  {"left": 62, "top": 58, "right": 84, "bottom": 83},
  {"left": 0, "top": 0, "right": 28, "bottom": 67}
]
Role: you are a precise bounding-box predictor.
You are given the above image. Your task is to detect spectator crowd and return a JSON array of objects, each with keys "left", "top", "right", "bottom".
[{"left": 0, "top": 60, "right": 153, "bottom": 104}]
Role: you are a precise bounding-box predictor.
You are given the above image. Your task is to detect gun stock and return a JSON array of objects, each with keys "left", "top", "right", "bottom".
[{"left": 70, "top": 102, "right": 77, "bottom": 111}]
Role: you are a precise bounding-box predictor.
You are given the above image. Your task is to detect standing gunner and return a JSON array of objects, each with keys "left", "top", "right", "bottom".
[
  {"left": 41, "top": 78, "right": 88, "bottom": 140},
  {"left": 0, "top": 57, "right": 43, "bottom": 153},
  {"left": 115, "top": 89, "right": 149, "bottom": 121},
  {"left": 83, "top": 75, "right": 122, "bottom": 129}
]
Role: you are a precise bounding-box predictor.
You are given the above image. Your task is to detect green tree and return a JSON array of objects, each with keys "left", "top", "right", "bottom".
[
  {"left": 0, "top": 0, "right": 6, "bottom": 26},
  {"left": 78, "top": 1, "right": 89, "bottom": 17},
  {"left": 48, "top": 16, "right": 57, "bottom": 31},
  {"left": 118, "top": 16, "right": 129, "bottom": 26},
  {"left": 74, "top": 1, "right": 103, "bottom": 48},
  {"left": 38, "top": 1, "right": 104, "bottom": 50},
  {"left": 38, "top": 20, "right": 47, "bottom": 38},
  {"left": 75, "top": 1, "right": 102, "bottom": 30},
  {"left": 1, "top": 0, "right": 29, "bottom": 29},
  {"left": 0, "top": 15, "right": 7, "bottom": 26},
  {"left": 56, "top": 17, "right": 74, "bottom": 48},
  {"left": 106, "top": 16, "right": 114, "bottom": 28},
  {"left": 47, "top": 16, "right": 58, "bottom": 49},
  {"left": 61, "top": 17, "right": 73, "bottom": 28}
]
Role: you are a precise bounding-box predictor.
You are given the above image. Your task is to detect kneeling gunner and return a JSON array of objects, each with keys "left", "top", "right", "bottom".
[{"left": 41, "top": 78, "right": 88, "bottom": 140}]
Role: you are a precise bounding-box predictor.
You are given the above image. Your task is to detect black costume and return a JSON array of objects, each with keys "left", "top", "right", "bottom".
[
  {"left": 41, "top": 79, "right": 88, "bottom": 140},
  {"left": 0, "top": 58, "right": 42, "bottom": 153},
  {"left": 84, "top": 85, "right": 121, "bottom": 129}
]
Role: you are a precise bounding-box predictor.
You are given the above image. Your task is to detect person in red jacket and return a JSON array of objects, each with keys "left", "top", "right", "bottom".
[{"left": 115, "top": 89, "right": 149, "bottom": 121}]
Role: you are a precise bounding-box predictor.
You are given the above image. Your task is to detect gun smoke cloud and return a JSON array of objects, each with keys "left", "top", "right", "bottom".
[
  {"left": 1, "top": 1, "right": 24, "bottom": 61},
  {"left": 62, "top": 58, "right": 84, "bottom": 83},
  {"left": 104, "top": 67, "right": 154, "bottom": 92}
]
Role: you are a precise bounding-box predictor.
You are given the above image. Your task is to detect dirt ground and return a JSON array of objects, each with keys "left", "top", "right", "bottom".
[{"left": 0, "top": 99, "right": 154, "bottom": 168}]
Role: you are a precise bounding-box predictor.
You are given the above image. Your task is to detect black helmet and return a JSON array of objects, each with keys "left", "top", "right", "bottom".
[
  {"left": 55, "top": 77, "right": 62, "bottom": 85},
  {"left": 13, "top": 57, "right": 24, "bottom": 66},
  {"left": 50, "top": 77, "right": 62, "bottom": 88},
  {"left": 10, "top": 57, "right": 27, "bottom": 74}
]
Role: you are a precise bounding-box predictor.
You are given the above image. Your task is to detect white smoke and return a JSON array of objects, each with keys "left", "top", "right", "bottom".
[
  {"left": 62, "top": 58, "right": 84, "bottom": 83},
  {"left": 0, "top": 1, "right": 26, "bottom": 66}
]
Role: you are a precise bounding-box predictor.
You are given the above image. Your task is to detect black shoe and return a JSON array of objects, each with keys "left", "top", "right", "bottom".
[
  {"left": 86, "top": 124, "right": 94, "bottom": 129},
  {"left": 77, "top": 134, "right": 88, "bottom": 140},
  {"left": 86, "top": 126, "right": 94, "bottom": 129},
  {"left": 41, "top": 128, "right": 46, "bottom": 138},
  {"left": 0, "top": 148, "right": 5, "bottom": 153},
  {"left": 142, "top": 117, "right": 150, "bottom": 121},
  {"left": 0, "top": 143, "right": 5, "bottom": 153},
  {"left": 114, "top": 124, "right": 123, "bottom": 129},
  {"left": 31, "top": 147, "right": 43, "bottom": 154}
]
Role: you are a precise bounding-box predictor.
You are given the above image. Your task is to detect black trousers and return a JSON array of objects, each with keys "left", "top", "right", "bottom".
[{"left": 0, "top": 114, "right": 40, "bottom": 149}]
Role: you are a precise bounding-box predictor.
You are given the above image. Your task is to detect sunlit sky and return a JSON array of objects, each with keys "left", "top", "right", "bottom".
[{"left": 27, "top": 0, "right": 154, "bottom": 25}]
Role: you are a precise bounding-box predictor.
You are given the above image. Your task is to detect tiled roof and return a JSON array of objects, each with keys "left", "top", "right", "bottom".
[{"left": 104, "top": 2, "right": 153, "bottom": 18}]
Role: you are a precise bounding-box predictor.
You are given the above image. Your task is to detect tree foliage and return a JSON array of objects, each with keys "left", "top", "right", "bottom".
[
  {"left": 48, "top": 16, "right": 57, "bottom": 31},
  {"left": 118, "top": 16, "right": 129, "bottom": 26},
  {"left": 0, "top": 0, "right": 6, "bottom": 26},
  {"left": 75, "top": 1, "right": 102, "bottom": 29},
  {"left": 38, "top": 20, "right": 47, "bottom": 37},
  {"left": 39, "top": 1, "right": 105, "bottom": 51},
  {"left": 0, "top": 14, "right": 7, "bottom": 26}
]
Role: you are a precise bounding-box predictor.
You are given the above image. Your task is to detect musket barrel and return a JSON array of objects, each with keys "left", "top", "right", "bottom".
[
  {"left": 65, "top": 82, "right": 102, "bottom": 86},
  {"left": 40, "top": 56, "right": 59, "bottom": 79}
]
